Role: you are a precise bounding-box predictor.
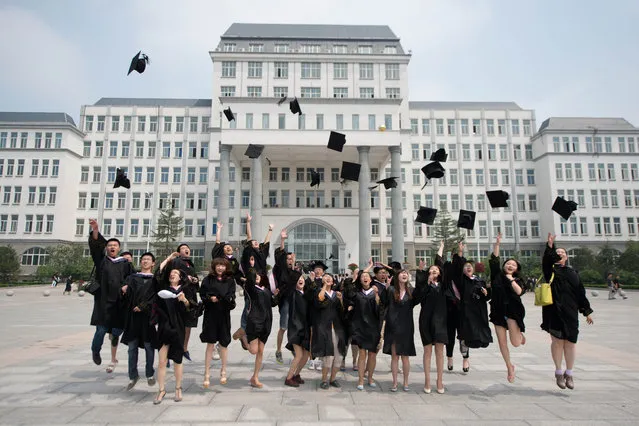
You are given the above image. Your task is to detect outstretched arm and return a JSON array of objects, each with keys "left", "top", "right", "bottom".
[
  {"left": 215, "top": 221, "right": 223, "bottom": 244},
  {"left": 263, "top": 224, "right": 274, "bottom": 244},
  {"left": 246, "top": 212, "right": 252, "bottom": 240}
]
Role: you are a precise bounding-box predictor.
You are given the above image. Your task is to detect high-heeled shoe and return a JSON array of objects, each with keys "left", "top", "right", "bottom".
[
  {"left": 203, "top": 374, "right": 210, "bottom": 389},
  {"left": 153, "top": 388, "right": 166, "bottom": 405},
  {"left": 220, "top": 371, "right": 227, "bottom": 385},
  {"left": 174, "top": 387, "right": 183, "bottom": 402}
]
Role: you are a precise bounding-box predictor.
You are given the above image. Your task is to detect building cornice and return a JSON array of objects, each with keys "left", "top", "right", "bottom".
[
  {"left": 531, "top": 128, "right": 639, "bottom": 142},
  {"left": 0, "top": 122, "right": 85, "bottom": 138},
  {"left": 217, "top": 96, "right": 403, "bottom": 106},
  {"left": 209, "top": 51, "right": 411, "bottom": 64}
]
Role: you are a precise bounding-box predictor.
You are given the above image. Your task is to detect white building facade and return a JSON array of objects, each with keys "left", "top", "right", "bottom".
[{"left": 1, "top": 23, "right": 638, "bottom": 275}]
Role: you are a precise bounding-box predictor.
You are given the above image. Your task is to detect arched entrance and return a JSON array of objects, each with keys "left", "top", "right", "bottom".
[{"left": 280, "top": 219, "right": 344, "bottom": 273}]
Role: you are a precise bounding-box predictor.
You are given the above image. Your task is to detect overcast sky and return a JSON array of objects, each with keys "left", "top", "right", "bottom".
[{"left": 1, "top": 0, "right": 637, "bottom": 127}]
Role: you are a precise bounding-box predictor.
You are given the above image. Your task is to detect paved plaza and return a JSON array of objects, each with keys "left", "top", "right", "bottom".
[{"left": 0, "top": 285, "right": 637, "bottom": 426}]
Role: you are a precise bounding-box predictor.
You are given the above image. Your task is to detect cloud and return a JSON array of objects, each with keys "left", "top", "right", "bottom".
[{"left": 0, "top": 5, "right": 90, "bottom": 115}]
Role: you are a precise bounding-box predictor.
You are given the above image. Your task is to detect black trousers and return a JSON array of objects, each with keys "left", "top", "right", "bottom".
[{"left": 446, "top": 303, "right": 469, "bottom": 358}]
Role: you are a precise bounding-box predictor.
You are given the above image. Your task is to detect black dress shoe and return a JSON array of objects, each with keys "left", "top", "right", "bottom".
[
  {"left": 447, "top": 365, "right": 453, "bottom": 371},
  {"left": 184, "top": 351, "right": 191, "bottom": 361},
  {"left": 92, "top": 352, "right": 102, "bottom": 366}
]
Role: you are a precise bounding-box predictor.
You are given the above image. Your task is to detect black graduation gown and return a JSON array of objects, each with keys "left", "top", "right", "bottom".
[
  {"left": 199, "top": 274, "right": 236, "bottom": 347},
  {"left": 286, "top": 288, "right": 310, "bottom": 351},
  {"left": 211, "top": 243, "right": 243, "bottom": 283},
  {"left": 454, "top": 256, "right": 492, "bottom": 349},
  {"left": 311, "top": 288, "right": 347, "bottom": 358},
  {"left": 541, "top": 244, "right": 593, "bottom": 344},
  {"left": 489, "top": 254, "right": 527, "bottom": 332},
  {"left": 244, "top": 269, "right": 277, "bottom": 344},
  {"left": 120, "top": 272, "right": 158, "bottom": 347},
  {"left": 348, "top": 285, "right": 381, "bottom": 352},
  {"left": 382, "top": 285, "right": 419, "bottom": 356},
  {"left": 88, "top": 233, "right": 134, "bottom": 329},
  {"left": 273, "top": 247, "right": 302, "bottom": 305},
  {"left": 415, "top": 270, "right": 448, "bottom": 346},
  {"left": 153, "top": 282, "right": 188, "bottom": 363},
  {"left": 164, "top": 257, "right": 200, "bottom": 327},
  {"left": 240, "top": 240, "right": 270, "bottom": 275}
]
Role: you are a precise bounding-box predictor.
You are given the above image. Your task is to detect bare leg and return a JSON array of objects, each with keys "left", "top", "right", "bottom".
[
  {"left": 219, "top": 345, "right": 228, "bottom": 384},
  {"left": 423, "top": 344, "right": 432, "bottom": 391},
  {"left": 203, "top": 343, "right": 214, "bottom": 387},
  {"left": 357, "top": 348, "right": 367, "bottom": 386},
  {"left": 390, "top": 344, "right": 399, "bottom": 388},
  {"left": 329, "top": 366, "right": 339, "bottom": 382},
  {"left": 321, "top": 357, "right": 332, "bottom": 382},
  {"left": 287, "top": 344, "right": 303, "bottom": 380},
  {"left": 276, "top": 329, "right": 285, "bottom": 353},
  {"left": 184, "top": 327, "right": 191, "bottom": 352},
  {"left": 110, "top": 343, "right": 118, "bottom": 364},
  {"left": 435, "top": 343, "right": 444, "bottom": 391},
  {"left": 550, "top": 336, "right": 565, "bottom": 370},
  {"left": 564, "top": 341, "right": 576, "bottom": 370},
  {"left": 295, "top": 350, "right": 310, "bottom": 376},
  {"left": 507, "top": 318, "right": 524, "bottom": 347},
  {"left": 401, "top": 355, "right": 410, "bottom": 388},
  {"left": 155, "top": 345, "right": 168, "bottom": 403},
  {"left": 494, "top": 324, "right": 515, "bottom": 382},
  {"left": 366, "top": 352, "right": 377, "bottom": 384},
  {"left": 352, "top": 344, "right": 359, "bottom": 368},
  {"left": 174, "top": 361, "right": 183, "bottom": 400},
  {"left": 251, "top": 341, "right": 265, "bottom": 386}
]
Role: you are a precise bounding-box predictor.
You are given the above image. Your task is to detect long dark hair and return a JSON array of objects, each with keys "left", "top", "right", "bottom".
[
  {"left": 392, "top": 269, "right": 413, "bottom": 302},
  {"left": 502, "top": 258, "right": 522, "bottom": 278}
]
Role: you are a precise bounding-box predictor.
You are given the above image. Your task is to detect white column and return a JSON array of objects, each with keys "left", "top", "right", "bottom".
[
  {"left": 218, "top": 144, "right": 231, "bottom": 228},
  {"left": 389, "top": 146, "right": 404, "bottom": 264},
  {"left": 250, "top": 157, "right": 263, "bottom": 241},
  {"left": 358, "top": 146, "right": 371, "bottom": 268}
]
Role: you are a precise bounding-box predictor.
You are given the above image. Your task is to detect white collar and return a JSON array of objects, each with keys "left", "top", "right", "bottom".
[
  {"left": 362, "top": 288, "right": 374, "bottom": 295},
  {"left": 325, "top": 289, "right": 334, "bottom": 298}
]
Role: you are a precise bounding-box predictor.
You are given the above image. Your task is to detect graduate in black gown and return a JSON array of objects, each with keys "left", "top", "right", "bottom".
[
  {"left": 244, "top": 261, "right": 278, "bottom": 389},
  {"left": 88, "top": 219, "right": 135, "bottom": 374},
  {"left": 542, "top": 233, "right": 594, "bottom": 390},
  {"left": 489, "top": 233, "right": 527, "bottom": 383},
  {"left": 152, "top": 268, "right": 191, "bottom": 404},
  {"left": 120, "top": 252, "right": 158, "bottom": 390},
  {"left": 347, "top": 268, "right": 382, "bottom": 390},
  {"left": 313, "top": 274, "right": 346, "bottom": 389},
  {"left": 212, "top": 221, "right": 243, "bottom": 283},
  {"left": 159, "top": 245, "right": 200, "bottom": 361},
  {"left": 306, "top": 260, "right": 329, "bottom": 371},
  {"left": 452, "top": 248, "right": 493, "bottom": 364},
  {"left": 415, "top": 259, "right": 448, "bottom": 394},
  {"left": 383, "top": 269, "right": 420, "bottom": 392},
  {"left": 284, "top": 274, "right": 310, "bottom": 387},
  {"left": 199, "top": 257, "right": 236, "bottom": 388}
]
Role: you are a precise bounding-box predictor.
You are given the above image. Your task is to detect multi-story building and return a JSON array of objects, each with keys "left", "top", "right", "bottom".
[
  {"left": 1, "top": 23, "right": 638, "bottom": 275},
  {"left": 531, "top": 117, "right": 639, "bottom": 255}
]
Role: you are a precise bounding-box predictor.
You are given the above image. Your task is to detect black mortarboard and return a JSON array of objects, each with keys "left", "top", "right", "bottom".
[
  {"left": 486, "top": 190, "right": 510, "bottom": 208},
  {"left": 552, "top": 196, "right": 578, "bottom": 220},
  {"left": 290, "top": 98, "right": 302, "bottom": 115},
  {"left": 340, "top": 161, "right": 361, "bottom": 182},
  {"left": 327, "top": 131, "right": 346, "bottom": 152},
  {"left": 369, "top": 177, "right": 398, "bottom": 190},
  {"left": 389, "top": 261, "right": 402, "bottom": 270},
  {"left": 244, "top": 144, "right": 264, "bottom": 159},
  {"left": 421, "top": 162, "right": 446, "bottom": 180},
  {"left": 415, "top": 206, "right": 437, "bottom": 225},
  {"left": 457, "top": 209, "right": 476, "bottom": 230},
  {"left": 310, "top": 169, "right": 320, "bottom": 187},
  {"left": 430, "top": 148, "right": 448, "bottom": 163},
  {"left": 223, "top": 107, "right": 235, "bottom": 122},
  {"left": 113, "top": 168, "right": 131, "bottom": 189},
  {"left": 277, "top": 95, "right": 288, "bottom": 106},
  {"left": 127, "top": 51, "right": 149, "bottom": 75},
  {"left": 310, "top": 260, "right": 328, "bottom": 271}
]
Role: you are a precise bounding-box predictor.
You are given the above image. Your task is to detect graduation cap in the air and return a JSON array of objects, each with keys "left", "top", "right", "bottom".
[
  {"left": 113, "top": 168, "right": 131, "bottom": 189},
  {"left": 430, "top": 148, "right": 448, "bottom": 163},
  {"left": 277, "top": 95, "right": 288, "bottom": 106},
  {"left": 369, "top": 177, "right": 398, "bottom": 190},
  {"left": 420, "top": 162, "right": 446, "bottom": 189},
  {"left": 457, "top": 209, "right": 476, "bottom": 230},
  {"left": 486, "top": 190, "right": 510, "bottom": 208},
  {"left": 328, "top": 253, "right": 336, "bottom": 260},
  {"left": 552, "top": 196, "right": 578, "bottom": 220},
  {"left": 223, "top": 107, "right": 235, "bottom": 122},
  {"left": 310, "top": 260, "right": 328, "bottom": 271},
  {"left": 340, "top": 161, "right": 361, "bottom": 182},
  {"left": 415, "top": 206, "right": 437, "bottom": 225},
  {"left": 327, "top": 131, "right": 346, "bottom": 152},
  {"left": 290, "top": 98, "right": 302, "bottom": 115},
  {"left": 309, "top": 169, "right": 320, "bottom": 187},
  {"left": 244, "top": 144, "right": 264, "bottom": 159},
  {"left": 127, "top": 51, "right": 149, "bottom": 75}
]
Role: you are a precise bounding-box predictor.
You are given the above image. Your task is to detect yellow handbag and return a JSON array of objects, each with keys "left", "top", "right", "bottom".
[{"left": 534, "top": 272, "right": 554, "bottom": 306}]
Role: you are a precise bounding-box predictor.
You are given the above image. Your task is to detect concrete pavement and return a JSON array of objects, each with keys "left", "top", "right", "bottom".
[{"left": 0, "top": 285, "right": 637, "bottom": 425}]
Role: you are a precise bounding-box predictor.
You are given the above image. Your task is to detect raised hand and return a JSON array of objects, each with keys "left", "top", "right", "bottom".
[
  {"left": 418, "top": 259, "right": 425, "bottom": 270},
  {"left": 88, "top": 218, "right": 99, "bottom": 232},
  {"left": 246, "top": 212, "right": 252, "bottom": 221},
  {"left": 439, "top": 240, "right": 445, "bottom": 250},
  {"left": 280, "top": 229, "right": 287, "bottom": 239},
  {"left": 547, "top": 232, "right": 556, "bottom": 245},
  {"left": 496, "top": 232, "right": 502, "bottom": 244},
  {"left": 216, "top": 221, "right": 223, "bottom": 230}
]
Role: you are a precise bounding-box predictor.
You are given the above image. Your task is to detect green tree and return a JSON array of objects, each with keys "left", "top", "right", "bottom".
[
  {"left": 36, "top": 244, "right": 93, "bottom": 281},
  {"left": 516, "top": 254, "right": 542, "bottom": 280},
  {"left": 152, "top": 207, "right": 185, "bottom": 259},
  {"left": 616, "top": 240, "right": 639, "bottom": 275},
  {"left": 595, "top": 244, "right": 620, "bottom": 279},
  {"left": 569, "top": 247, "right": 596, "bottom": 273},
  {"left": 430, "top": 206, "right": 465, "bottom": 259},
  {"left": 0, "top": 245, "right": 21, "bottom": 282}
]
